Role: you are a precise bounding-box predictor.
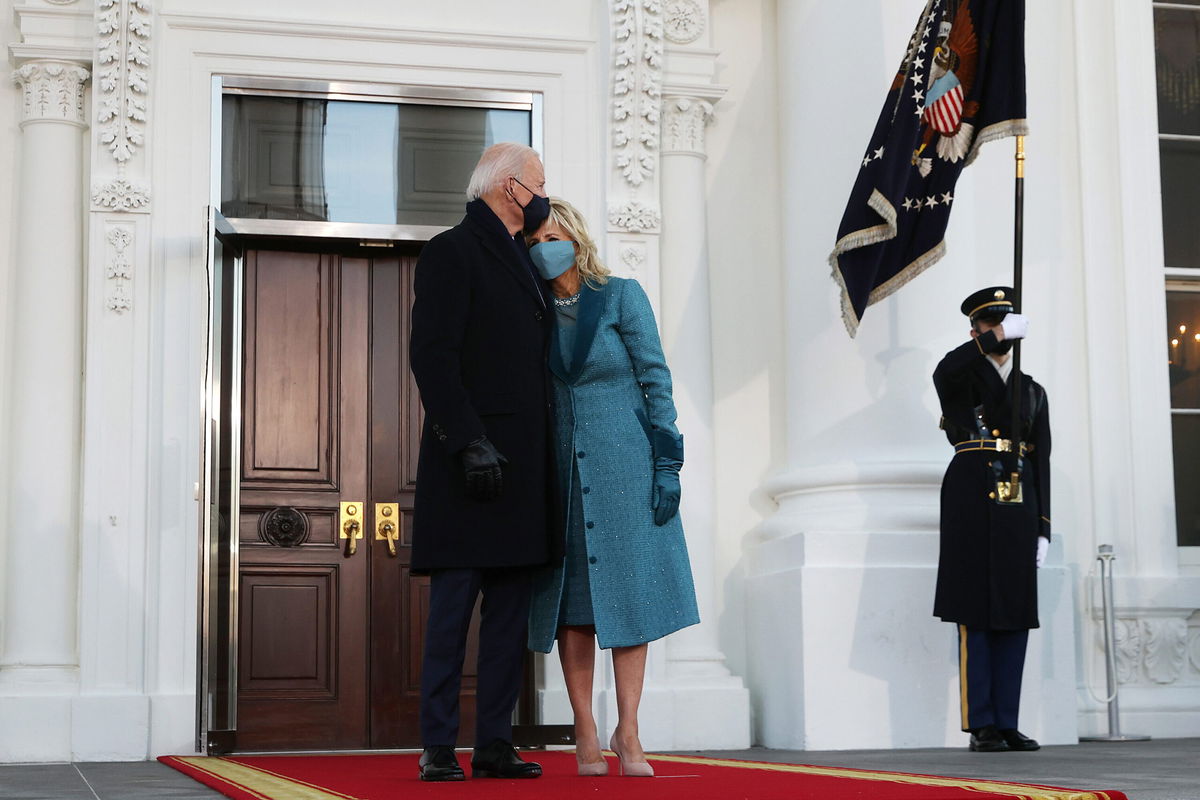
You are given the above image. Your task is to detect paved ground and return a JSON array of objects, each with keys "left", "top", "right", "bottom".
[{"left": 0, "top": 738, "right": 1195, "bottom": 799}]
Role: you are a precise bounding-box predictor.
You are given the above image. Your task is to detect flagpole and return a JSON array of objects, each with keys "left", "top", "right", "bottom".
[{"left": 1007, "top": 134, "right": 1026, "bottom": 501}]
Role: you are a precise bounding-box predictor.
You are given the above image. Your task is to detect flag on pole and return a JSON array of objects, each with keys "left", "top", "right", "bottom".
[{"left": 829, "top": 0, "right": 1027, "bottom": 336}]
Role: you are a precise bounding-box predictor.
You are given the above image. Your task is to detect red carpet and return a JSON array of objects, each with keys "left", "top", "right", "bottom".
[{"left": 160, "top": 751, "right": 1129, "bottom": 800}]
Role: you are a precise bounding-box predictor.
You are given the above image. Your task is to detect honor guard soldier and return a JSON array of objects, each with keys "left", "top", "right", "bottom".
[{"left": 932, "top": 287, "right": 1050, "bottom": 753}]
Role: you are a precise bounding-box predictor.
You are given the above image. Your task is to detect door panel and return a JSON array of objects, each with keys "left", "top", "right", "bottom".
[{"left": 235, "top": 250, "right": 370, "bottom": 750}]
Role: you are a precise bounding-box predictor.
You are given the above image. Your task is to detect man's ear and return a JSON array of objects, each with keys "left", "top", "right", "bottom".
[{"left": 969, "top": 327, "right": 979, "bottom": 339}]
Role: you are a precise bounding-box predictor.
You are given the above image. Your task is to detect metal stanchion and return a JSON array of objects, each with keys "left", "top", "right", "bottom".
[{"left": 1080, "top": 544, "right": 1150, "bottom": 742}]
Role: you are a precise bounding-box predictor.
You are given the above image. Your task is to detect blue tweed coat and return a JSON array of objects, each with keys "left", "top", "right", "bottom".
[{"left": 528, "top": 277, "right": 700, "bottom": 652}]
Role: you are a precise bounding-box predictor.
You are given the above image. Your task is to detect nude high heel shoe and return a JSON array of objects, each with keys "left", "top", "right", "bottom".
[
  {"left": 575, "top": 726, "right": 609, "bottom": 776},
  {"left": 609, "top": 733, "right": 654, "bottom": 777},
  {"left": 576, "top": 755, "right": 609, "bottom": 777}
]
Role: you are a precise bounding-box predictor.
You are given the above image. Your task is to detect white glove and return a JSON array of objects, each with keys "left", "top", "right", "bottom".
[
  {"left": 1000, "top": 313, "right": 1028, "bottom": 341},
  {"left": 1036, "top": 535, "right": 1049, "bottom": 568}
]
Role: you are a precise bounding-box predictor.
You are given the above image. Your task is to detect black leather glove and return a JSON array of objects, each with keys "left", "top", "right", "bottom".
[{"left": 460, "top": 436, "right": 508, "bottom": 502}]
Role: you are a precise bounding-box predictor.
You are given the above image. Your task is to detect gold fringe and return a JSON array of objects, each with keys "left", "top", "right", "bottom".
[
  {"left": 831, "top": 118, "right": 1028, "bottom": 337},
  {"left": 965, "top": 117, "right": 1030, "bottom": 167}
]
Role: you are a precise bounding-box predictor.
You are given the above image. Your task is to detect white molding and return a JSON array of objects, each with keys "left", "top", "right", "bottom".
[
  {"left": 92, "top": 177, "right": 151, "bottom": 212},
  {"left": 159, "top": 12, "right": 592, "bottom": 53},
  {"left": 663, "top": 0, "right": 705, "bottom": 45},
  {"left": 611, "top": 0, "right": 663, "bottom": 189},
  {"left": 96, "top": 0, "right": 153, "bottom": 165}
]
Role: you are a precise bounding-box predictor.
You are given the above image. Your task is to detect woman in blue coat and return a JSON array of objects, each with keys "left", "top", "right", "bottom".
[{"left": 525, "top": 198, "right": 699, "bottom": 777}]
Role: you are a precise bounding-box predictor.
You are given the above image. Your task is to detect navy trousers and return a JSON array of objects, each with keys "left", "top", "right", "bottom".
[
  {"left": 957, "top": 625, "right": 1029, "bottom": 732},
  {"left": 419, "top": 567, "right": 532, "bottom": 748}
]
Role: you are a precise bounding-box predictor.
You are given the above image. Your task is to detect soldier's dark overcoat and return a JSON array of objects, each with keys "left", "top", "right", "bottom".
[{"left": 932, "top": 328, "right": 1051, "bottom": 631}]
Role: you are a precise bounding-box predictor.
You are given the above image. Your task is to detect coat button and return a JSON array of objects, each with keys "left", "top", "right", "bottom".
[
  {"left": 577, "top": 451, "right": 586, "bottom": 458},
  {"left": 988, "top": 491, "right": 996, "bottom": 500},
  {"left": 582, "top": 486, "right": 590, "bottom": 494},
  {"left": 991, "top": 429, "right": 1001, "bottom": 437},
  {"left": 535, "top": 311, "right": 544, "bottom": 321},
  {"left": 588, "top": 556, "right": 597, "bottom": 564},
  {"left": 586, "top": 521, "right": 594, "bottom": 529}
]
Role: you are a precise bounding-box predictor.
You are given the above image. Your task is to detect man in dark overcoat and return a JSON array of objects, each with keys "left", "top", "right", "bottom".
[
  {"left": 409, "top": 142, "right": 561, "bottom": 781},
  {"left": 932, "top": 287, "right": 1050, "bottom": 753}
]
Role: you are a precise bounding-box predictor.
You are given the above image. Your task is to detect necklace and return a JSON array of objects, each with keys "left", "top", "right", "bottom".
[{"left": 553, "top": 292, "right": 582, "bottom": 307}]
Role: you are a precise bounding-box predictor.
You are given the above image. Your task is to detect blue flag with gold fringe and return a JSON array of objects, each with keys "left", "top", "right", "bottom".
[{"left": 829, "top": 0, "right": 1027, "bottom": 336}]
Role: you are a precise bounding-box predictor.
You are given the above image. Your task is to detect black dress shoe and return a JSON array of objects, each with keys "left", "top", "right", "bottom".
[
  {"left": 470, "top": 739, "right": 543, "bottom": 779},
  {"left": 999, "top": 728, "right": 1041, "bottom": 751},
  {"left": 419, "top": 746, "right": 465, "bottom": 781},
  {"left": 969, "top": 725, "right": 1010, "bottom": 752}
]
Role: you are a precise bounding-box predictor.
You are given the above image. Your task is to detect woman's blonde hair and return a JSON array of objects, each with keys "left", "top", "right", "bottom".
[{"left": 539, "top": 197, "right": 611, "bottom": 288}]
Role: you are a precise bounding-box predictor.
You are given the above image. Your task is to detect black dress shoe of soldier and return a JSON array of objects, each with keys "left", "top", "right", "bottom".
[
  {"left": 470, "top": 739, "right": 543, "bottom": 778},
  {"left": 969, "top": 725, "right": 1011, "bottom": 752},
  {"left": 999, "top": 729, "right": 1041, "bottom": 751},
  {"left": 419, "top": 746, "right": 465, "bottom": 781}
]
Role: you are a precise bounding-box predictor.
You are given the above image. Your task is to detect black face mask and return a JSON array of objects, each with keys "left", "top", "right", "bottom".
[
  {"left": 511, "top": 177, "right": 550, "bottom": 233},
  {"left": 995, "top": 339, "right": 1015, "bottom": 355}
]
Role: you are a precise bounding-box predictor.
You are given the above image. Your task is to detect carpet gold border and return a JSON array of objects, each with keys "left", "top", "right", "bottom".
[
  {"left": 643, "top": 753, "right": 1118, "bottom": 800},
  {"left": 171, "top": 757, "right": 361, "bottom": 800}
]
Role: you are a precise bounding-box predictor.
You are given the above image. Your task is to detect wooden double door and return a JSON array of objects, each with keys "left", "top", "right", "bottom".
[{"left": 231, "top": 244, "right": 483, "bottom": 750}]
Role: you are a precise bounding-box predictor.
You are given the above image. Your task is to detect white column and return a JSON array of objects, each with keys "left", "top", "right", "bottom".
[
  {"left": 655, "top": 93, "right": 750, "bottom": 749},
  {"left": 1, "top": 61, "right": 90, "bottom": 698}
]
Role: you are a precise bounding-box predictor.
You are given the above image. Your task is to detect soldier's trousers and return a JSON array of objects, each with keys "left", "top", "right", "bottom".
[{"left": 957, "top": 625, "right": 1029, "bottom": 732}]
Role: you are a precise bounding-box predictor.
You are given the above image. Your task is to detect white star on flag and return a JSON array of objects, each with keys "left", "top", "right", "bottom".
[
  {"left": 902, "top": 198, "right": 914, "bottom": 211},
  {"left": 912, "top": 89, "right": 925, "bottom": 104},
  {"left": 911, "top": 72, "right": 924, "bottom": 86},
  {"left": 941, "top": 192, "right": 954, "bottom": 205},
  {"left": 918, "top": 40, "right": 927, "bottom": 53},
  {"left": 862, "top": 156, "right": 871, "bottom": 168},
  {"left": 925, "top": 196, "right": 938, "bottom": 208},
  {"left": 913, "top": 57, "right": 925, "bottom": 70},
  {"left": 873, "top": 147, "right": 885, "bottom": 160}
]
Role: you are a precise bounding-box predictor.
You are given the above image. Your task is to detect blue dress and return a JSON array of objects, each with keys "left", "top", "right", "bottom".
[{"left": 528, "top": 278, "right": 699, "bottom": 651}]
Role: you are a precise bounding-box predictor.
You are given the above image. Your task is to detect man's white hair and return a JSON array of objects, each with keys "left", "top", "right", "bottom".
[{"left": 466, "top": 142, "right": 541, "bottom": 200}]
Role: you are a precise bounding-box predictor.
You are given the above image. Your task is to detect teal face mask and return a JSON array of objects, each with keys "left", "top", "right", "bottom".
[{"left": 529, "top": 240, "right": 577, "bottom": 280}]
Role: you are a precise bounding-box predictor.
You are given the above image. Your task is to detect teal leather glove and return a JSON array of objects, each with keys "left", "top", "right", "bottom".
[{"left": 651, "top": 429, "right": 684, "bottom": 526}]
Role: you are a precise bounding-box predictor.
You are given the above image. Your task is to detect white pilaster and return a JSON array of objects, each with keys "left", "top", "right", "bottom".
[
  {"left": 0, "top": 58, "right": 90, "bottom": 758},
  {"left": 70, "top": 0, "right": 160, "bottom": 761}
]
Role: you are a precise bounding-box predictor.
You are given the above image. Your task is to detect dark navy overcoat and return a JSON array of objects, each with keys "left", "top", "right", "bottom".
[{"left": 408, "top": 200, "right": 562, "bottom": 571}]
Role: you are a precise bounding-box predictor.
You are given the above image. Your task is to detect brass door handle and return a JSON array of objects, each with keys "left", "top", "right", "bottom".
[
  {"left": 340, "top": 502, "right": 364, "bottom": 557},
  {"left": 375, "top": 502, "right": 399, "bottom": 557}
]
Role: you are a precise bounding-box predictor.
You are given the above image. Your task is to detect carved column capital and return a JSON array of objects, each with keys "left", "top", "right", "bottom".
[
  {"left": 13, "top": 60, "right": 91, "bottom": 127},
  {"left": 662, "top": 95, "right": 714, "bottom": 155}
]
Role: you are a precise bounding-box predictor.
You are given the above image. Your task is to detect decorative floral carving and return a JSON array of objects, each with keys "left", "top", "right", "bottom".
[
  {"left": 1113, "top": 617, "right": 1141, "bottom": 684},
  {"left": 260, "top": 507, "right": 310, "bottom": 548},
  {"left": 96, "top": 0, "right": 152, "bottom": 163},
  {"left": 1143, "top": 618, "right": 1188, "bottom": 684},
  {"left": 620, "top": 245, "right": 646, "bottom": 271},
  {"left": 663, "top": 0, "right": 705, "bottom": 44},
  {"left": 612, "top": 0, "right": 663, "bottom": 187},
  {"left": 663, "top": 95, "right": 714, "bottom": 154},
  {"left": 105, "top": 225, "right": 134, "bottom": 314},
  {"left": 609, "top": 200, "right": 662, "bottom": 233},
  {"left": 92, "top": 177, "right": 151, "bottom": 212},
  {"left": 13, "top": 61, "right": 90, "bottom": 125}
]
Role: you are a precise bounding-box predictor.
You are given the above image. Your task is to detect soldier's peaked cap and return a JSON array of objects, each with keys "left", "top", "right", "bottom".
[{"left": 961, "top": 286, "right": 1014, "bottom": 320}]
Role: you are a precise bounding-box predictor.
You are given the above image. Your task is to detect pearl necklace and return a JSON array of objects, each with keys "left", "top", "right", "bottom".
[{"left": 553, "top": 292, "right": 582, "bottom": 307}]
